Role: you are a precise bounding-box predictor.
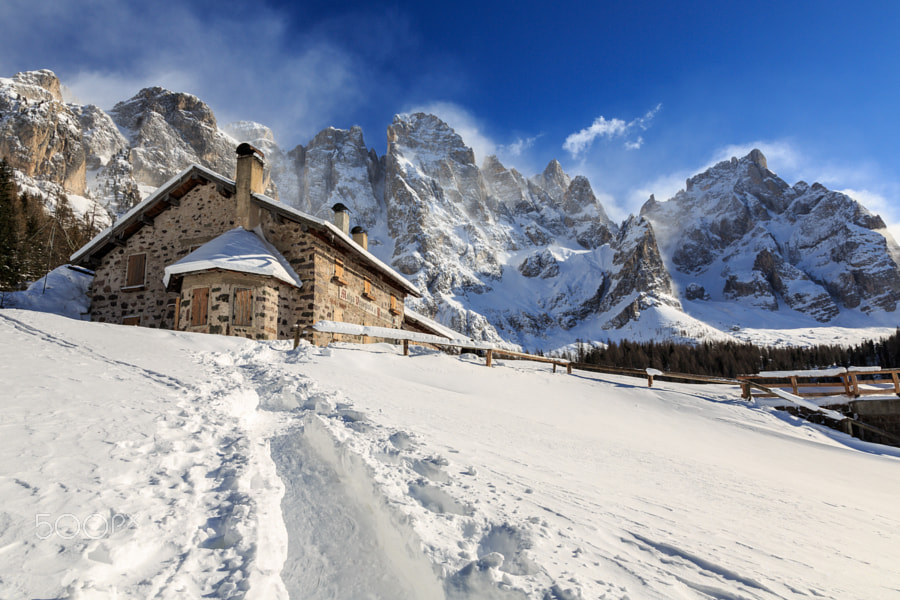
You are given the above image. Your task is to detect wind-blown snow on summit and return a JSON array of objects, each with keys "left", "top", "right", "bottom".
[{"left": 641, "top": 149, "right": 900, "bottom": 331}]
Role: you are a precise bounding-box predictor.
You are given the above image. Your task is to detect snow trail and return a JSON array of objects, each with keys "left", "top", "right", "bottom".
[{"left": 271, "top": 417, "right": 444, "bottom": 599}]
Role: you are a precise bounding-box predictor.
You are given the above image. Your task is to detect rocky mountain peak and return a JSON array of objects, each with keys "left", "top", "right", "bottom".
[
  {"left": 111, "top": 87, "right": 217, "bottom": 131},
  {"left": 531, "top": 158, "right": 571, "bottom": 198},
  {"left": 290, "top": 124, "right": 382, "bottom": 229},
  {"left": 10, "top": 69, "right": 63, "bottom": 102},
  {"left": 387, "top": 113, "right": 475, "bottom": 167},
  {"left": 748, "top": 148, "right": 767, "bottom": 170},
  {"left": 109, "top": 87, "right": 235, "bottom": 187}
]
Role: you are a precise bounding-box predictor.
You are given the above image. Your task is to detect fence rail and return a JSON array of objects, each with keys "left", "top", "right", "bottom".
[{"left": 736, "top": 369, "right": 900, "bottom": 400}]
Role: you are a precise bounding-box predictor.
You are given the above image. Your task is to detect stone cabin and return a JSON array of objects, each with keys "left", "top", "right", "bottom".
[{"left": 71, "top": 144, "right": 425, "bottom": 346}]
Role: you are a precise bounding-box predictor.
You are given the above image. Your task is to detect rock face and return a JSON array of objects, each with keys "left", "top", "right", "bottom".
[
  {"left": 0, "top": 70, "right": 87, "bottom": 194},
  {"left": 110, "top": 87, "right": 236, "bottom": 187},
  {"left": 289, "top": 125, "right": 383, "bottom": 231},
  {"left": 641, "top": 150, "right": 900, "bottom": 321}
]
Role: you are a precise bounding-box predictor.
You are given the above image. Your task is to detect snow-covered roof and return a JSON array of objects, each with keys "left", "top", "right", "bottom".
[
  {"left": 312, "top": 320, "right": 494, "bottom": 349},
  {"left": 403, "top": 307, "right": 470, "bottom": 343},
  {"left": 69, "top": 163, "right": 421, "bottom": 297},
  {"left": 162, "top": 227, "right": 302, "bottom": 288}
]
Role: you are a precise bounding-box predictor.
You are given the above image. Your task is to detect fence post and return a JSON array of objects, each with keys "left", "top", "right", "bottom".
[
  {"left": 486, "top": 349, "right": 493, "bottom": 367},
  {"left": 293, "top": 320, "right": 301, "bottom": 349},
  {"left": 566, "top": 363, "right": 572, "bottom": 375},
  {"left": 403, "top": 339, "right": 409, "bottom": 356},
  {"left": 647, "top": 374, "right": 654, "bottom": 387},
  {"left": 840, "top": 374, "right": 851, "bottom": 396}
]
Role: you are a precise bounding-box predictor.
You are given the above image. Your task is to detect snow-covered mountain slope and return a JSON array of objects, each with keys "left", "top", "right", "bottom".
[
  {"left": 641, "top": 150, "right": 900, "bottom": 330},
  {"left": 3, "top": 309, "right": 900, "bottom": 599},
  {"left": 3, "top": 69, "right": 900, "bottom": 348}
]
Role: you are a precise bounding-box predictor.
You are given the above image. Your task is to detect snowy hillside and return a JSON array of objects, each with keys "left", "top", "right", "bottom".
[{"left": 2, "top": 309, "right": 900, "bottom": 599}]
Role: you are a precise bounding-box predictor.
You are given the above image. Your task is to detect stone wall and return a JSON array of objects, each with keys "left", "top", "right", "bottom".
[
  {"left": 850, "top": 399, "right": 900, "bottom": 446},
  {"left": 176, "top": 270, "right": 286, "bottom": 340},
  {"left": 89, "top": 180, "right": 238, "bottom": 327},
  {"left": 258, "top": 211, "right": 407, "bottom": 346}
]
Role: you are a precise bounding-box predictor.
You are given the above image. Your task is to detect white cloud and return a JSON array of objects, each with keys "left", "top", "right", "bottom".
[
  {"left": 501, "top": 135, "right": 541, "bottom": 158},
  {"left": 563, "top": 104, "right": 661, "bottom": 157},
  {"left": 624, "top": 136, "right": 644, "bottom": 151}
]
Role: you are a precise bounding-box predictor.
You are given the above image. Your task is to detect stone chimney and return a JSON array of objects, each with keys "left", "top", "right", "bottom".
[
  {"left": 235, "top": 143, "right": 265, "bottom": 229},
  {"left": 331, "top": 203, "right": 350, "bottom": 235},
  {"left": 351, "top": 226, "right": 368, "bottom": 250}
]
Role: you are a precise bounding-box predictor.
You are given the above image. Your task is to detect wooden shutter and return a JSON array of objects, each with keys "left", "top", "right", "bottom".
[
  {"left": 363, "top": 277, "right": 374, "bottom": 300},
  {"left": 125, "top": 253, "right": 146, "bottom": 287},
  {"left": 233, "top": 288, "right": 252, "bottom": 326},
  {"left": 191, "top": 287, "right": 209, "bottom": 326},
  {"left": 122, "top": 315, "right": 140, "bottom": 326},
  {"left": 390, "top": 294, "right": 401, "bottom": 315}
]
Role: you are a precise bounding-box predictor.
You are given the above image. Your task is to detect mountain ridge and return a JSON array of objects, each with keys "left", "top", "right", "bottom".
[{"left": 1, "top": 69, "right": 898, "bottom": 348}]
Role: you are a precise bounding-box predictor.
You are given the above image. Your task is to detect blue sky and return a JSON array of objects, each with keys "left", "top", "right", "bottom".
[{"left": 2, "top": 0, "right": 899, "bottom": 231}]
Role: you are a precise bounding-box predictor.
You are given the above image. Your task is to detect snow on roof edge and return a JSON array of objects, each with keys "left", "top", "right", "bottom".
[
  {"left": 71, "top": 164, "right": 232, "bottom": 263},
  {"left": 250, "top": 193, "right": 421, "bottom": 298},
  {"left": 162, "top": 227, "right": 302, "bottom": 289},
  {"left": 403, "top": 307, "right": 468, "bottom": 342}
]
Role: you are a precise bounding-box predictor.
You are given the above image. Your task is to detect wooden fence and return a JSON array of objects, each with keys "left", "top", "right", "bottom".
[
  {"left": 736, "top": 369, "right": 900, "bottom": 400},
  {"left": 304, "top": 323, "right": 900, "bottom": 447}
]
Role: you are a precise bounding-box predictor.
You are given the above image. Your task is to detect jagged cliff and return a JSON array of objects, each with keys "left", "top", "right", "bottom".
[{"left": 641, "top": 150, "right": 900, "bottom": 326}]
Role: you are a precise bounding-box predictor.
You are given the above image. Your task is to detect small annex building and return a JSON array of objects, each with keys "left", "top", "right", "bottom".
[{"left": 71, "top": 144, "right": 424, "bottom": 346}]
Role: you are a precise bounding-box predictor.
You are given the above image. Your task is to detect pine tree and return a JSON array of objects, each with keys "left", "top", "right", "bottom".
[{"left": 0, "top": 159, "right": 22, "bottom": 290}]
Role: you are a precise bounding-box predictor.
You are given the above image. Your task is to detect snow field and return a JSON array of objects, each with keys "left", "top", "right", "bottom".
[
  {"left": 0, "top": 312, "right": 288, "bottom": 599},
  {"left": 2, "top": 309, "right": 900, "bottom": 599}
]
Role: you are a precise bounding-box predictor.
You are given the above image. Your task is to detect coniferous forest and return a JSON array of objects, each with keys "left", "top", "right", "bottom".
[
  {"left": 572, "top": 332, "right": 900, "bottom": 378},
  {"left": 0, "top": 158, "right": 102, "bottom": 292}
]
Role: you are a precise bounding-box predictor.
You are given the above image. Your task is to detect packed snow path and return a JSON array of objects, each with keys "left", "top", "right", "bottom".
[{"left": 2, "top": 309, "right": 900, "bottom": 599}]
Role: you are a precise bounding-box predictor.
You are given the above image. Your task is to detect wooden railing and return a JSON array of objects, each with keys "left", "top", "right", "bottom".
[
  {"left": 736, "top": 368, "right": 900, "bottom": 400},
  {"left": 304, "top": 323, "right": 900, "bottom": 447}
]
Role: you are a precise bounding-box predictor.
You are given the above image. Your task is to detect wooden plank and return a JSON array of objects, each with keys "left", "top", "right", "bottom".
[
  {"left": 892, "top": 371, "right": 900, "bottom": 395},
  {"left": 234, "top": 288, "right": 252, "bottom": 326},
  {"left": 191, "top": 287, "right": 209, "bottom": 326}
]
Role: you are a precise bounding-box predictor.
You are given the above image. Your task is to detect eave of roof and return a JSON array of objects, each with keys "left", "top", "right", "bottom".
[
  {"left": 70, "top": 164, "right": 233, "bottom": 265},
  {"left": 251, "top": 194, "right": 421, "bottom": 297}
]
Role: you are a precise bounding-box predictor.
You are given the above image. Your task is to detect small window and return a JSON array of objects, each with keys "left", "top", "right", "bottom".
[
  {"left": 233, "top": 288, "right": 252, "bottom": 327},
  {"left": 389, "top": 294, "right": 401, "bottom": 315},
  {"left": 332, "top": 258, "right": 347, "bottom": 285},
  {"left": 122, "top": 315, "right": 141, "bottom": 326},
  {"left": 362, "top": 277, "right": 375, "bottom": 301},
  {"left": 191, "top": 287, "right": 209, "bottom": 326},
  {"left": 124, "top": 253, "right": 146, "bottom": 288}
]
